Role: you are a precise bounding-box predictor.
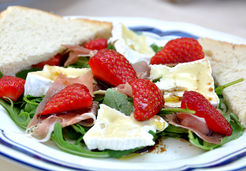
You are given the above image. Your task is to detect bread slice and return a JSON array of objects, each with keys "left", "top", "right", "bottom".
[
  {"left": 0, "top": 6, "right": 112, "bottom": 75},
  {"left": 198, "top": 38, "right": 246, "bottom": 126}
]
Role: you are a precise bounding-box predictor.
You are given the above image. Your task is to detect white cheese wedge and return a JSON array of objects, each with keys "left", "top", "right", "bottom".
[
  {"left": 24, "top": 65, "right": 90, "bottom": 96},
  {"left": 150, "top": 58, "right": 219, "bottom": 107},
  {"left": 109, "top": 23, "right": 154, "bottom": 64},
  {"left": 83, "top": 104, "right": 168, "bottom": 151}
]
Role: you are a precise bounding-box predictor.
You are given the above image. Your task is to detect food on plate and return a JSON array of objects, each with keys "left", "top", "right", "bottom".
[
  {"left": 198, "top": 38, "right": 246, "bottom": 127},
  {"left": 150, "top": 58, "right": 219, "bottom": 107},
  {"left": 0, "top": 6, "right": 112, "bottom": 75},
  {"left": 150, "top": 37, "right": 204, "bottom": 65},
  {"left": 0, "top": 6, "right": 244, "bottom": 158}
]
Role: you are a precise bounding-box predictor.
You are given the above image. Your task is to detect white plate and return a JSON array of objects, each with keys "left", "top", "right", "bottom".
[{"left": 0, "top": 17, "right": 246, "bottom": 171}]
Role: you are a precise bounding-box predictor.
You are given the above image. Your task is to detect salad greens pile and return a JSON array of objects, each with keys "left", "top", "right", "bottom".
[{"left": 0, "top": 43, "right": 244, "bottom": 158}]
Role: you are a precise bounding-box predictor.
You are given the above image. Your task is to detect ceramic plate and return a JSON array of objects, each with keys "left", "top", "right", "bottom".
[{"left": 0, "top": 17, "right": 246, "bottom": 171}]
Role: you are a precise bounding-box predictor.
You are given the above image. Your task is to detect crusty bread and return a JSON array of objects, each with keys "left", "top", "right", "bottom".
[
  {"left": 198, "top": 38, "right": 246, "bottom": 126},
  {"left": 0, "top": 6, "right": 112, "bottom": 75}
]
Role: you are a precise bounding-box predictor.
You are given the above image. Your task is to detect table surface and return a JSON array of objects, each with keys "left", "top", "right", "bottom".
[{"left": 0, "top": 0, "right": 246, "bottom": 170}]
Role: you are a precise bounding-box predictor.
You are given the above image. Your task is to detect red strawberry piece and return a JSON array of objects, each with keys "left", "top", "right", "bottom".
[
  {"left": 130, "top": 79, "right": 164, "bottom": 121},
  {"left": 89, "top": 49, "right": 137, "bottom": 86},
  {"left": 40, "top": 83, "right": 92, "bottom": 115},
  {"left": 181, "top": 91, "right": 232, "bottom": 136},
  {"left": 84, "top": 38, "right": 108, "bottom": 50},
  {"left": 0, "top": 76, "right": 25, "bottom": 102},
  {"left": 150, "top": 37, "right": 204, "bottom": 65},
  {"left": 32, "top": 54, "right": 61, "bottom": 69}
]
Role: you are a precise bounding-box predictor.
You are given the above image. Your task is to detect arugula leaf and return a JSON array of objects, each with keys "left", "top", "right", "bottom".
[
  {"left": 150, "top": 43, "right": 163, "bottom": 53},
  {"left": 158, "top": 107, "right": 195, "bottom": 115},
  {"left": 0, "top": 96, "right": 43, "bottom": 129},
  {"left": 0, "top": 98, "right": 29, "bottom": 129},
  {"left": 16, "top": 68, "right": 41, "bottom": 79},
  {"left": 188, "top": 112, "right": 244, "bottom": 150},
  {"left": 0, "top": 72, "right": 3, "bottom": 78},
  {"left": 52, "top": 122, "right": 142, "bottom": 158},
  {"left": 106, "top": 147, "right": 143, "bottom": 158},
  {"left": 93, "top": 94, "right": 105, "bottom": 103},
  {"left": 215, "top": 78, "right": 244, "bottom": 95},
  {"left": 103, "top": 89, "right": 134, "bottom": 116},
  {"left": 152, "top": 77, "right": 161, "bottom": 83},
  {"left": 67, "top": 57, "right": 90, "bottom": 68},
  {"left": 51, "top": 122, "right": 110, "bottom": 158},
  {"left": 161, "top": 125, "right": 188, "bottom": 139},
  {"left": 107, "top": 43, "right": 116, "bottom": 50}
]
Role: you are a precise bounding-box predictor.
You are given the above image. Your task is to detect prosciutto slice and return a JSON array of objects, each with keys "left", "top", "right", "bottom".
[
  {"left": 26, "top": 74, "right": 97, "bottom": 142},
  {"left": 115, "top": 83, "right": 133, "bottom": 97},
  {"left": 133, "top": 61, "right": 150, "bottom": 79},
  {"left": 62, "top": 45, "right": 97, "bottom": 67},
  {"left": 165, "top": 113, "right": 224, "bottom": 144}
]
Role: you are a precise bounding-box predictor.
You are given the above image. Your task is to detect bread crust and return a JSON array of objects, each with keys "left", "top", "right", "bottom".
[
  {"left": 199, "top": 38, "right": 246, "bottom": 126},
  {"left": 0, "top": 6, "right": 112, "bottom": 75}
]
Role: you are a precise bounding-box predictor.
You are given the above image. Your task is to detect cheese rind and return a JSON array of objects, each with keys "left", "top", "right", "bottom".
[
  {"left": 150, "top": 58, "right": 219, "bottom": 107},
  {"left": 109, "top": 23, "right": 154, "bottom": 64},
  {"left": 24, "top": 65, "right": 90, "bottom": 96},
  {"left": 83, "top": 104, "right": 168, "bottom": 151}
]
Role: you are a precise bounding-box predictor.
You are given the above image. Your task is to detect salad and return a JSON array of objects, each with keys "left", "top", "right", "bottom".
[{"left": 0, "top": 23, "right": 244, "bottom": 159}]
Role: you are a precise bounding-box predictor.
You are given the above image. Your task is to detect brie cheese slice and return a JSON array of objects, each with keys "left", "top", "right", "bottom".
[
  {"left": 83, "top": 104, "right": 168, "bottom": 151},
  {"left": 24, "top": 65, "right": 90, "bottom": 97},
  {"left": 150, "top": 58, "right": 219, "bottom": 107}
]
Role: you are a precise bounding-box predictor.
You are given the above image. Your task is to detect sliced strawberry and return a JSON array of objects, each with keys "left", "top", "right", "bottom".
[
  {"left": 83, "top": 38, "right": 108, "bottom": 50},
  {"left": 40, "top": 83, "right": 92, "bottom": 115},
  {"left": 150, "top": 37, "right": 204, "bottom": 65},
  {"left": 181, "top": 91, "right": 232, "bottom": 136},
  {"left": 130, "top": 79, "right": 164, "bottom": 121},
  {"left": 0, "top": 76, "right": 25, "bottom": 102},
  {"left": 32, "top": 54, "right": 61, "bottom": 69},
  {"left": 89, "top": 49, "right": 137, "bottom": 86}
]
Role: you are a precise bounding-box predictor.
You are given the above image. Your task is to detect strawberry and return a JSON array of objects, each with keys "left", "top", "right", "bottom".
[
  {"left": 89, "top": 49, "right": 137, "bottom": 86},
  {"left": 0, "top": 76, "right": 25, "bottom": 102},
  {"left": 32, "top": 54, "right": 61, "bottom": 69},
  {"left": 150, "top": 37, "right": 204, "bottom": 65},
  {"left": 83, "top": 38, "right": 108, "bottom": 50},
  {"left": 130, "top": 79, "right": 164, "bottom": 121},
  {"left": 181, "top": 91, "right": 232, "bottom": 136},
  {"left": 40, "top": 83, "right": 92, "bottom": 115}
]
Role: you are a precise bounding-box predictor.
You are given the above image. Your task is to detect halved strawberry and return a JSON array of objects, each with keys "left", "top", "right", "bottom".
[
  {"left": 181, "top": 91, "right": 232, "bottom": 136},
  {"left": 0, "top": 76, "right": 25, "bottom": 102},
  {"left": 32, "top": 54, "right": 61, "bottom": 69},
  {"left": 150, "top": 37, "right": 204, "bottom": 65},
  {"left": 40, "top": 83, "right": 92, "bottom": 115},
  {"left": 130, "top": 79, "right": 164, "bottom": 121},
  {"left": 89, "top": 49, "right": 137, "bottom": 86},
  {"left": 84, "top": 38, "right": 108, "bottom": 50}
]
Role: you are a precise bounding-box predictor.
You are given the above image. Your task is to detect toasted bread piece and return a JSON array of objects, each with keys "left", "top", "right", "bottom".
[
  {"left": 0, "top": 6, "right": 112, "bottom": 75},
  {"left": 198, "top": 38, "right": 246, "bottom": 126}
]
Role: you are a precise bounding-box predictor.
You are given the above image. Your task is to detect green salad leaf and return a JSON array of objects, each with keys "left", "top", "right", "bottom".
[
  {"left": 52, "top": 122, "right": 143, "bottom": 158},
  {"left": 0, "top": 71, "right": 3, "bottom": 78},
  {"left": 103, "top": 89, "right": 134, "bottom": 116},
  {"left": 215, "top": 78, "right": 244, "bottom": 95},
  {"left": 15, "top": 68, "right": 41, "bottom": 79},
  {"left": 161, "top": 125, "right": 188, "bottom": 139},
  {"left": 150, "top": 43, "right": 163, "bottom": 53},
  {"left": 188, "top": 97, "right": 244, "bottom": 150},
  {"left": 107, "top": 42, "right": 116, "bottom": 50},
  {"left": 188, "top": 112, "right": 244, "bottom": 150},
  {"left": 0, "top": 95, "right": 43, "bottom": 129},
  {"left": 67, "top": 57, "right": 90, "bottom": 68}
]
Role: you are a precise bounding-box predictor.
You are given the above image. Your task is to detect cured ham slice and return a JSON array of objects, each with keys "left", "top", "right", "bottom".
[
  {"left": 165, "top": 113, "right": 224, "bottom": 144},
  {"left": 26, "top": 74, "right": 97, "bottom": 142},
  {"left": 132, "top": 61, "right": 150, "bottom": 79},
  {"left": 62, "top": 45, "right": 97, "bottom": 67},
  {"left": 115, "top": 83, "right": 133, "bottom": 97}
]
